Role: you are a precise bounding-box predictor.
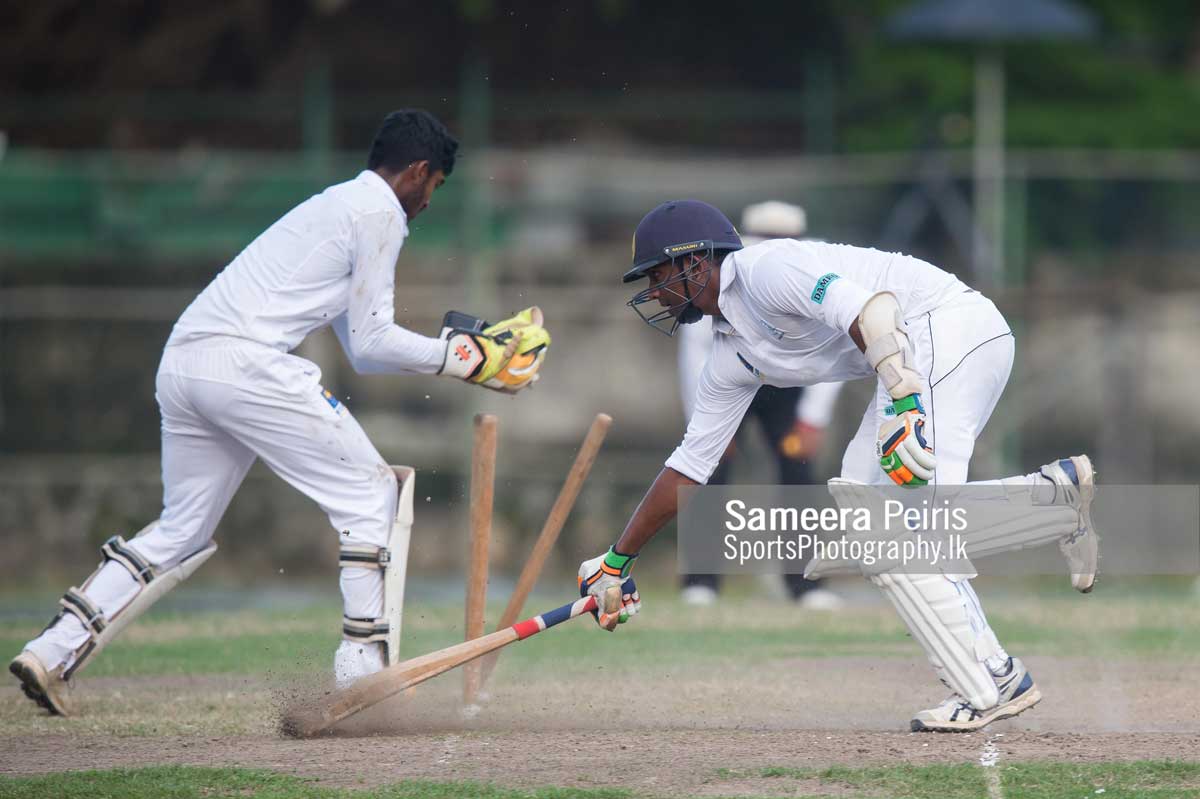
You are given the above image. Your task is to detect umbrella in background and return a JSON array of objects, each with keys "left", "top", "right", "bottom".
[{"left": 886, "top": 0, "right": 1097, "bottom": 286}]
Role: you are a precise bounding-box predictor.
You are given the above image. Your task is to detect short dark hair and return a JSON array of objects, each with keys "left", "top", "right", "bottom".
[{"left": 367, "top": 109, "right": 458, "bottom": 176}]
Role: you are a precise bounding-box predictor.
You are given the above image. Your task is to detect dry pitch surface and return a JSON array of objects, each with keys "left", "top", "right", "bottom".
[{"left": 1, "top": 580, "right": 1198, "bottom": 796}]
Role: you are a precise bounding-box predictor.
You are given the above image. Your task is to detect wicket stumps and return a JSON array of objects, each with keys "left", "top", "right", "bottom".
[
  {"left": 463, "top": 413, "right": 497, "bottom": 708},
  {"left": 478, "top": 412, "right": 612, "bottom": 690}
]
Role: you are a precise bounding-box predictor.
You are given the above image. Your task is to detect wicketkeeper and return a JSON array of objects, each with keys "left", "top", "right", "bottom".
[
  {"left": 578, "top": 199, "right": 1099, "bottom": 733},
  {"left": 11, "top": 109, "right": 551, "bottom": 716}
]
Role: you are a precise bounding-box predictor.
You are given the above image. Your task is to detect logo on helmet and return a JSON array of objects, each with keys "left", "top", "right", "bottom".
[{"left": 664, "top": 241, "right": 706, "bottom": 256}]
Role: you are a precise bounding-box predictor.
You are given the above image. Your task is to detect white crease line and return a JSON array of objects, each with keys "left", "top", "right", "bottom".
[
  {"left": 435, "top": 734, "right": 460, "bottom": 766},
  {"left": 980, "top": 733, "right": 1004, "bottom": 799}
]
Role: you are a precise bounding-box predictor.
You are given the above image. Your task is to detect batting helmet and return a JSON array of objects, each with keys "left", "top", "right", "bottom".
[
  {"left": 623, "top": 200, "right": 743, "bottom": 283},
  {"left": 623, "top": 200, "right": 742, "bottom": 336}
]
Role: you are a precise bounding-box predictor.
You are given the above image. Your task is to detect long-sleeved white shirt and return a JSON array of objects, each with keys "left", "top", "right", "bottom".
[
  {"left": 677, "top": 313, "right": 845, "bottom": 426},
  {"left": 664, "top": 239, "right": 968, "bottom": 483},
  {"left": 167, "top": 170, "right": 446, "bottom": 375}
]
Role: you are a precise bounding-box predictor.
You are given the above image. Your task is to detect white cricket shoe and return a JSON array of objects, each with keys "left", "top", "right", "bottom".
[
  {"left": 333, "top": 640, "right": 385, "bottom": 689},
  {"left": 910, "top": 656, "right": 1041, "bottom": 733},
  {"left": 9, "top": 650, "right": 74, "bottom": 716},
  {"left": 680, "top": 584, "right": 719, "bottom": 607},
  {"left": 1041, "top": 454, "right": 1099, "bottom": 593}
]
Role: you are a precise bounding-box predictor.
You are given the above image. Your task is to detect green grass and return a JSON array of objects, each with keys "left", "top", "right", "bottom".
[
  {"left": 709, "top": 762, "right": 1200, "bottom": 799},
  {"left": 725, "top": 763, "right": 989, "bottom": 799},
  {"left": 2, "top": 578, "right": 1196, "bottom": 738},
  {"left": 3, "top": 579, "right": 1198, "bottom": 683},
  {"left": 1002, "top": 761, "right": 1200, "bottom": 799},
  {"left": 4, "top": 762, "right": 1199, "bottom": 799},
  {"left": 0, "top": 767, "right": 633, "bottom": 799}
]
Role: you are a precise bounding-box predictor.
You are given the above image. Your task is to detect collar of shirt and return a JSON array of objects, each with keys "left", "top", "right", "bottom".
[
  {"left": 357, "top": 169, "right": 407, "bottom": 219},
  {"left": 714, "top": 252, "right": 740, "bottom": 336}
]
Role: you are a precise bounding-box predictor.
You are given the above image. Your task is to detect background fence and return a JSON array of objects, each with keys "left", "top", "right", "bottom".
[
  {"left": 3, "top": 142, "right": 1197, "bottom": 583},
  {"left": 3, "top": 0, "right": 1199, "bottom": 585}
]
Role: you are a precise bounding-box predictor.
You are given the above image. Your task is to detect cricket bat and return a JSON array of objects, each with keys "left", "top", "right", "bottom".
[{"left": 280, "top": 580, "right": 629, "bottom": 738}]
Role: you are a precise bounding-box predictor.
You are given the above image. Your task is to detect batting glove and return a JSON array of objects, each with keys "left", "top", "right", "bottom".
[
  {"left": 877, "top": 393, "right": 936, "bottom": 486},
  {"left": 577, "top": 547, "right": 641, "bottom": 631},
  {"left": 439, "top": 307, "right": 550, "bottom": 394}
]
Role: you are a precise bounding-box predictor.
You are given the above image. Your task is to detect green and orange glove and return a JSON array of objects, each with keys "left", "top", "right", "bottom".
[
  {"left": 877, "top": 393, "right": 936, "bottom": 486},
  {"left": 577, "top": 547, "right": 641, "bottom": 631}
]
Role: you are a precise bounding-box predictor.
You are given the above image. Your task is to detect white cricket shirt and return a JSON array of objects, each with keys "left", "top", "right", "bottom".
[
  {"left": 167, "top": 170, "right": 446, "bottom": 374},
  {"left": 664, "top": 239, "right": 968, "bottom": 483},
  {"left": 676, "top": 304, "right": 844, "bottom": 426}
]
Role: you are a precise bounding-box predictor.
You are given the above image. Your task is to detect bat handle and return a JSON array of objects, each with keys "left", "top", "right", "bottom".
[{"left": 510, "top": 577, "right": 636, "bottom": 640}]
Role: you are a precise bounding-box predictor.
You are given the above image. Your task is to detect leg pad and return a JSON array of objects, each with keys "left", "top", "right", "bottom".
[
  {"left": 46, "top": 525, "right": 217, "bottom": 681},
  {"left": 337, "top": 466, "right": 414, "bottom": 666}
]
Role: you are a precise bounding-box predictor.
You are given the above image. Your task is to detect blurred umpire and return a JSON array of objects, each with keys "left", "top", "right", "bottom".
[{"left": 676, "top": 201, "right": 843, "bottom": 609}]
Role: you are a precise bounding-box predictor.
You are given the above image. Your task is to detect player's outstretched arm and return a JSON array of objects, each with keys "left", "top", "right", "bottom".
[
  {"left": 438, "top": 307, "right": 551, "bottom": 394},
  {"left": 576, "top": 466, "right": 695, "bottom": 630},
  {"left": 616, "top": 466, "right": 695, "bottom": 555}
]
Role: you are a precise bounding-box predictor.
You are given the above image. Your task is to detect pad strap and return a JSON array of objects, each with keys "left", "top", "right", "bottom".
[
  {"left": 101, "top": 535, "right": 156, "bottom": 586},
  {"left": 339, "top": 544, "right": 390, "bottom": 570},
  {"left": 863, "top": 330, "right": 904, "bottom": 370},
  {"left": 339, "top": 547, "right": 391, "bottom": 644},
  {"left": 856, "top": 292, "right": 924, "bottom": 399},
  {"left": 59, "top": 587, "right": 106, "bottom": 636},
  {"left": 343, "top": 616, "right": 389, "bottom": 643}
]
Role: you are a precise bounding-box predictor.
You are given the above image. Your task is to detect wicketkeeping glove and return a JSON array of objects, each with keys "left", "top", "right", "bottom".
[
  {"left": 438, "top": 307, "right": 550, "bottom": 394},
  {"left": 577, "top": 547, "right": 641, "bottom": 631},
  {"left": 877, "top": 393, "right": 936, "bottom": 486}
]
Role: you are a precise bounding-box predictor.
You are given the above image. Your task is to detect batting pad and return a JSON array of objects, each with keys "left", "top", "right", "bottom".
[
  {"left": 956, "top": 478, "right": 1080, "bottom": 559},
  {"left": 62, "top": 523, "right": 217, "bottom": 680},
  {"left": 871, "top": 570, "right": 1002, "bottom": 710},
  {"left": 806, "top": 478, "right": 1081, "bottom": 579},
  {"left": 339, "top": 465, "right": 415, "bottom": 667},
  {"left": 384, "top": 465, "right": 414, "bottom": 665}
]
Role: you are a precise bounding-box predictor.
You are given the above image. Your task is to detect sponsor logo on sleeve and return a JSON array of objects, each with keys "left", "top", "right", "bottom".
[{"left": 810, "top": 272, "right": 841, "bottom": 304}]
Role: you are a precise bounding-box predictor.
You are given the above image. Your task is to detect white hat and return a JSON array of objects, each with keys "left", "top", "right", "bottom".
[{"left": 740, "top": 201, "right": 807, "bottom": 239}]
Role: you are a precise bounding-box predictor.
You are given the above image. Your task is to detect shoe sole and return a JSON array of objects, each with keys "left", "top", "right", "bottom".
[
  {"left": 1070, "top": 455, "right": 1098, "bottom": 594},
  {"left": 9, "top": 657, "right": 67, "bottom": 716},
  {"left": 910, "top": 684, "right": 1043, "bottom": 733}
]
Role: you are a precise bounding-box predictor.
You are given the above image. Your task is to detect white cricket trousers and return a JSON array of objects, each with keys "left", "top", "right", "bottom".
[
  {"left": 839, "top": 290, "right": 1022, "bottom": 704},
  {"left": 841, "top": 289, "right": 1016, "bottom": 485},
  {"left": 28, "top": 337, "right": 394, "bottom": 671}
]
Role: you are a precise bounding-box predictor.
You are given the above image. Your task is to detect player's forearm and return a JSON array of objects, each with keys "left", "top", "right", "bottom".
[
  {"left": 614, "top": 467, "right": 696, "bottom": 555},
  {"left": 348, "top": 322, "right": 446, "bottom": 375}
]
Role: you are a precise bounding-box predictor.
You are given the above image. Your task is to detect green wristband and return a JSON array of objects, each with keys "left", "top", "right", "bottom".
[
  {"left": 602, "top": 547, "right": 637, "bottom": 579},
  {"left": 889, "top": 394, "right": 924, "bottom": 415}
]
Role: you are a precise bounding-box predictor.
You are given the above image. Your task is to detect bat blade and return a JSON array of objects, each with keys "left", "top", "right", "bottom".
[
  {"left": 280, "top": 591, "right": 605, "bottom": 738},
  {"left": 281, "top": 627, "right": 518, "bottom": 738}
]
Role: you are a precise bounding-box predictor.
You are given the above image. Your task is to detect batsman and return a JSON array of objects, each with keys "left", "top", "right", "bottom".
[
  {"left": 578, "top": 199, "right": 1099, "bottom": 733},
  {"left": 10, "top": 109, "right": 551, "bottom": 716}
]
